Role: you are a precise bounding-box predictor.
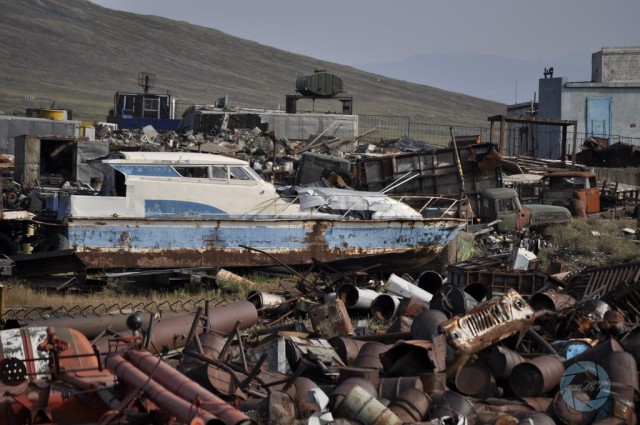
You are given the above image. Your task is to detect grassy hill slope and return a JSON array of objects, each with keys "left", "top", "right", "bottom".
[{"left": 0, "top": 0, "right": 505, "bottom": 126}]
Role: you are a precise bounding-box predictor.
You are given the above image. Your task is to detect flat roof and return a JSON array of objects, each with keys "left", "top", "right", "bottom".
[{"left": 102, "top": 151, "right": 248, "bottom": 166}]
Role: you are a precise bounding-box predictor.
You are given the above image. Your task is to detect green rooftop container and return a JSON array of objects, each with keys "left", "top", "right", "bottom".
[{"left": 295, "top": 70, "right": 344, "bottom": 98}]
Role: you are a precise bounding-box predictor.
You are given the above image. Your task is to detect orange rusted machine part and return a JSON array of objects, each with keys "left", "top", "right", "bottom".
[{"left": 0, "top": 326, "right": 114, "bottom": 424}]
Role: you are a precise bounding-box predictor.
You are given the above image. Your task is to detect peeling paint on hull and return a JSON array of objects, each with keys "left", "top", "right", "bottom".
[{"left": 64, "top": 217, "right": 466, "bottom": 271}]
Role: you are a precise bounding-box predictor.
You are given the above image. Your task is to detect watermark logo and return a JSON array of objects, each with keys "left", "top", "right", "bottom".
[{"left": 560, "top": 361, "right": 611, "bottom": 412}]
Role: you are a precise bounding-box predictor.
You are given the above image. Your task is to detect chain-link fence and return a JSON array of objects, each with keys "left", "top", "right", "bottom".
[{"left": 357, "top": 114, "right": 495, "bottom": 147}]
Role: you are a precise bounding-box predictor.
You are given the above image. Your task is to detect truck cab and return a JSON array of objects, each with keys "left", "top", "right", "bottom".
[
  {"left": 540, "top": 171, "right": 600, "bottom": 215},
  {"left": 480, "top": 188, "right": 571, "bottom": 233}
]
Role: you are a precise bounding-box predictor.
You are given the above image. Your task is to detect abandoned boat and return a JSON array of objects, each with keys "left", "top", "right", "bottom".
[{"left": 35, "top": 152, "right": 467, "bottom": 271}]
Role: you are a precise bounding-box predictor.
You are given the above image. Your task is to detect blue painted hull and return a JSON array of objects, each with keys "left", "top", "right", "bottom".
[{"left": 61, "top": 216, "right": 466, "bottom": 271}]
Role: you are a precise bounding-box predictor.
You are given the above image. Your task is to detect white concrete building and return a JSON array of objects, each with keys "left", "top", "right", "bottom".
[{"left": 536, "top": 46, "right": 640, "bottom": 159}]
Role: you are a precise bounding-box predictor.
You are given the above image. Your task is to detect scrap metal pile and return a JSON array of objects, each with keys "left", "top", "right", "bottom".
[{"left": 2, "top": 260, "right": 640, "bottom": 424}]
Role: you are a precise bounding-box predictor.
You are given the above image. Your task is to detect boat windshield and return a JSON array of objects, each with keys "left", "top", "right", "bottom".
[
  {"left": 112, "top": 165, "right": 181, "bottom": 177},
  {"left": 109, "top": 164, "right": 263, "bottom": 182}
]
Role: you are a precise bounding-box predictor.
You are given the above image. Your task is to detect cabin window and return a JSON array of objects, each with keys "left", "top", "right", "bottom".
[
  {"left": 229, "top": 167, "right": 252, "bottom": 180},
  {"left": 174, "top": 166, "right": 210, "bottom": 178},
  {"left": 548, "top": 177, "right": 587, "bottom": 190},
  {"left": 112, "top": 165, "right": 181, "bottom": 177},
  {"left": 497, "top": 198, "right": 517, "bottom": 212},
  {"left": 211, "top": 166, "right": 227, "bottom": 179}
]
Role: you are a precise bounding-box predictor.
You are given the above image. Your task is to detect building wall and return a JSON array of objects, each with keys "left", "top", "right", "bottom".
[
  {"left": 560, "top": 84, "right": 640, "bottom": 139},
  {"left": 536, "top": 78, "right": 566, "bottom": 159},
  {"left": 537, "top": 73, "right": 640, "bottom": 159},
  {"left": 260, "top": 112, "right": 358, "bottom": 142},
  {"left": 0, "top": 116, "right": 80, "bottom": 155},
  {"left": 592, "top": 47, "right": 640, "bottom": 83}
]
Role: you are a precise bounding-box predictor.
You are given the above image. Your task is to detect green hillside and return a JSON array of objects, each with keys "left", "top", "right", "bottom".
[{"left": 0, "top": 0, "right": 505, "bottom": 126}]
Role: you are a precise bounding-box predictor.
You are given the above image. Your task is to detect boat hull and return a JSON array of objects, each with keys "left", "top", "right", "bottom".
[{"left": 61, "top": 216, "right": 466, "bottom": 272}]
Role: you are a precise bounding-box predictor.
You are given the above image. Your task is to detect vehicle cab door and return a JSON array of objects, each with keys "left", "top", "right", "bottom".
[{"left": 495, "top": 195, "right": 527, "bottom": 232}]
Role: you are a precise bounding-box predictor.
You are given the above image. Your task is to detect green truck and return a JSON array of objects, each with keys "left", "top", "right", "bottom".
[{"left": 480, "top": 187, "right": 572, "bottom": 232}]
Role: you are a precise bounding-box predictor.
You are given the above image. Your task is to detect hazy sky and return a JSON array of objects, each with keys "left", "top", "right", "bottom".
[{"left": 90, "top": 0, "right": 640, "bottom": 67}]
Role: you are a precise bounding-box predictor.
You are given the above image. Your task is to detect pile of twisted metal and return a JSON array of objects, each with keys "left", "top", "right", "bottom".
[{"left": 1, "top": 258, "right": 640, "bottom": 424}]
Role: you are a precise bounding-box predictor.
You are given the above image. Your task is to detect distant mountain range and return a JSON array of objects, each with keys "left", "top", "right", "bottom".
[
  {"left": 357, "top": 52, "right": 593, "bottom": 104},
  {"left": 0, "top": 0, "right": 505, "bottom": 127}
]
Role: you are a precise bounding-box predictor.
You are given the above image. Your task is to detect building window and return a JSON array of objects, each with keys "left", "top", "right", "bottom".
[{"left": 143, "top": 97, "right": 160, "bottom": 118}]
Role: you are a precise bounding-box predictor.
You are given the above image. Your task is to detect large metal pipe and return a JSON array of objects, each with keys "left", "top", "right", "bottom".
[
  {"left": 415, "top": 270, "right": 444, "bottom": 294},
  {"left": 430, "top": 284, "right": 478, "bottom": 318},
  {"left": 123, "top": 350, "right": 253, "bottom": 425},
  {"left": 106, "top": 353, "right": 224, "bottom": 425},
  {"left": 337, "top": 283, "right": 381, "bottom": 310},
  {"left": 385, "top": 273, "right": 433, "bottom": 303},
  {"left": 20, "top": 311, "right": 189, "bottom": 339},
  {"left": 95, "top": 301, "right": 257, "bottom": 355},
  {"left": 246, "top": 290, "right": 290, "bottom": 316},
  {"left": 370, "top": 294, "right": 401, "bottom": 320}
]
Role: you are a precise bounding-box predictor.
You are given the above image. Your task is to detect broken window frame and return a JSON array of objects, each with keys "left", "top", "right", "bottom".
[{"left": 174, "top": 166, "right": 210, "bottom": 179}]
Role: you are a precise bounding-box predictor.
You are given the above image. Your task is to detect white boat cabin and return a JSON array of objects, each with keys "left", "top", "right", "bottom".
[{"left": 60, "top": 151, "right": 421, "bottom": 220}]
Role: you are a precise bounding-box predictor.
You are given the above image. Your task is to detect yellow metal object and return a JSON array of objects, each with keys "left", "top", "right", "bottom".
[{"left": 38, "top": 109, "right": 65, "bottom": 120}]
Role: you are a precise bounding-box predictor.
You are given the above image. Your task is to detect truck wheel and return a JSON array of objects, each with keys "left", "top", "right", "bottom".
[{"left": 0, "top": 233, "right": 17, "bottom": 256}]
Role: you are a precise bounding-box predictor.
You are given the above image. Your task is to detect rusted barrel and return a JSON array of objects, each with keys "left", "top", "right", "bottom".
[
  {"left": 388, "top": 387, "right": 431, "bottom": 423},
  {"left": 286, "top": 377, "right": 320, "bottom": 415},
  {"left": 329, "top": 336, "right": 367, "bottom": 366},
  {"left": 520, "top": 396, "right": 553, "bottom": 412},
  {"left": 530, "top": 288, "right": 576, "bottom": 312},
  {"left": 420, "top": 372, "right": 448, "bottom": 394},
  {"left": 410, "top": 310, "right": 448, "bottom": 340},
  {"left": 352, "top": 341, "right": 388, "bottom": 369},
  {"left": 377, "top": 376, "right": 423, "bottom": 401},
  {"left": 329, "top": 377, "right": 378, "bottom": 411},
  {"left": 333, "top": 384, "right": 402, "bottom": 425},
  {"left": 455, "top": 362, "right": 497, "bottom": 398},
  {"left": 552, "top": 390, "right": 597, "bottom": 425},
  {"left": 269, "top": 390, "right": 297, "bottom": 425},
  {"left": 478, "top": 344, "right": 525, "bottom": 379},
  {"left": 509, "top": 355, "right": 565, "bottom": 397},
  {"left": 431, "top": 390, "right": 478, "bottom": 423},
  {"left": 600, "top": 351, "right": 639, "bottom": 401},
  {"left": 338, "top": 366, "right": 381, "bottom": 387}
]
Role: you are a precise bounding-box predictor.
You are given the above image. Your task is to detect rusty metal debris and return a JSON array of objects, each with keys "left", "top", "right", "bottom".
[{"left": 5, "top": 249, "right": 640, "bottom": 424}]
